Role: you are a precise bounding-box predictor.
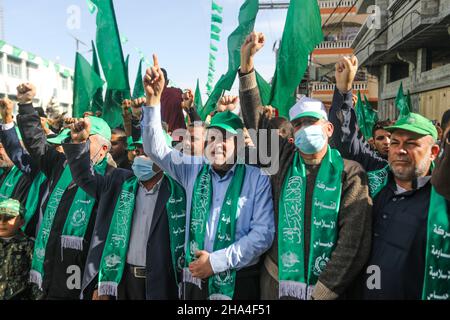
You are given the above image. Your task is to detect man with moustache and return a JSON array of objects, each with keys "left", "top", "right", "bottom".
[{"left": 329, "top": 56, "right": 450, "bottom": 300}]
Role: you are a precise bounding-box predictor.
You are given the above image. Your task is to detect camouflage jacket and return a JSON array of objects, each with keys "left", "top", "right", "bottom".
[{"left": 0, "top": 232, "right": 34, "bottom": 300}]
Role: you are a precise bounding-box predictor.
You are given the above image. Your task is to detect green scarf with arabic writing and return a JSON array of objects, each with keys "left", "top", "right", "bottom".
[
  {"left": 30, "top": 159, "right": 107, "bottom": 289},
  {"left": 278, "top": 148, "right": 343, "bottom": 300},
  {"left": 368, "top": 165, "right": 450, "bottom": 300},
  {"left": 184, "top": 164, "right": 246, "bottom": 300},
  {"left": 0, "top": 166, "right": 24, "bottom": 200}
]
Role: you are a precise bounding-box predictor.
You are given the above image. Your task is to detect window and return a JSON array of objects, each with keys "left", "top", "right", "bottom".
[
  {"left": 61, "top": 77, "right": 69, "bottom": 90},
  {"left": 387, "top": 62, "right": 409, "bottom": 83},
  {"left": 26, "top": 62, "right": 38, "bottom": 80},
  {"left": 7, "top": 57, "right": 22, "bottom": 78}
]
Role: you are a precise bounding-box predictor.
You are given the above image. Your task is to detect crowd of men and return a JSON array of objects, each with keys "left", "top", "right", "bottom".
[{"left": 0, "top": 31, "right": 449, "bottom": 301}]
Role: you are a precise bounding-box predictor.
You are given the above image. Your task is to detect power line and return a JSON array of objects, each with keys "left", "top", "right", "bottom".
[
  {"left": 322, "top": 0, "right": 344, "bottom": 28},
  {"left": 325, "top": 0, "right": 358, "bottom": 38}
]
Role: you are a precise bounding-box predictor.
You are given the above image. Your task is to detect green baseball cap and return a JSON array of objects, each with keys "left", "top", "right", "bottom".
[
  {"left": 209, "top": 111, "right": 244, "bottom": 135},
  {"left": 0, "top": 199, "right": 25, "bottom": 218},
  {"left": 88, "top": 116, "right": 111, "bottom": 141},
  {"left": 47, "top": 128, "right": 71, "bottom": 145},
  {"left": 385, "top": 113, "right": 438, "bottom": 140}
]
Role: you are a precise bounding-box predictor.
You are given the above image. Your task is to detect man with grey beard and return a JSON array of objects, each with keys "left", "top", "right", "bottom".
[{"left": 329, "top": 56, "right": 449, "bottom": 300}]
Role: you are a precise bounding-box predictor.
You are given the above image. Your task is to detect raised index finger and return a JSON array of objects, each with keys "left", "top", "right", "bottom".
[{"left": 153, "top": 54, "right": 159, "bottom": 68}]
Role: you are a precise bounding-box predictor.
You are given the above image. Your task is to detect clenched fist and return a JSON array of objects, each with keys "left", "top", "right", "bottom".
[
  {"left": 240, "top": 32, "right": 265, "bottom": 73},
  {"left": 16, "top": 83, "right": 36, "bottom": 105},
  {"left": 335, "top": 56, "right": 358, "bottom": 93},
  {"left": 217, "top": 96, "right": 239, "bottom": 113},
  {"left": 0, "top": 98, "right": 14, "bottom": 124},
  {"left": 68, "top": 118, "right": 91, "bottom": 144}
]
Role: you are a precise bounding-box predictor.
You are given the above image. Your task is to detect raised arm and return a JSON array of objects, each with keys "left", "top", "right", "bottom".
[
  {"left": 141, "top": 55, "right": 201, "bottom": 188},
  {"left": 62, "top": 118, "right": 115, "bottom": 200},
  {"left": 0, "top": 98, "right": 37, "bottom": 176},
  {"left": 329, "top": 57, "right": 387, "bottom": 172},
  {"left": 15, "top": 83, "right": 65, "bottom": 178}
]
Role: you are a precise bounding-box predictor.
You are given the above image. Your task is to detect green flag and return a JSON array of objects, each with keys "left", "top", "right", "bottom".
[
  {"left": 199, "top": 0, "right": 260, "bottom": 120},
  {"left": 256, "top": 72, "right": 271, "bottom": 106},
  {"left": 355, "top": 91, "right": 369, "bottom": 140},
  {"left": 194, "top": 79, "right": 203, "bottom": 110},
  {"left": 91, "top": 41, "right": 104, "bottom": 114},
  {"left": 395, "top": 82, "right": 411, "bottom": 120},
  {"left": 132, "top": 59, "right": 145, "bottom": 99},
  {"left": 269, "top": 0, "right": 323, "bottom": 118},
  {"left": 86, "top": 0, "right": 97, "bottom": 13},
  {"left": 91, "top": 0, "right": 130, "bottom": 128},
  {"left": 72, "top": 53, "right": 105, "bottom": 118},
  {"left": 362, "top": 95, "right": 378, "bottom": 139}
]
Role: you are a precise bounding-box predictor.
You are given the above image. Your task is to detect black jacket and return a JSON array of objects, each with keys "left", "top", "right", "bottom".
[
  {"left": 63, "top": 142, "right": 178, "bottom": 300},
  {"left": 17, "top": 103, "right": 103, "bottom": 300},
  {"left": 0, "top": 127, "right": 33, "bottom": 206},
  {"left": 329, "top": 88, "right": 449, "bottom": 299},
  {"left": 0, "top": 124, "right": 48, "bottom": 238}
]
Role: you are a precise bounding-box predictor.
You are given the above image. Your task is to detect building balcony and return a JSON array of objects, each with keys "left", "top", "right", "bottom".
[
  {"left": 319, "top": 0, "right": 356, "bottom": 14},
  {"left": 315, "top": 40, "right": 354, "bottom": 50},
  {"left": 311, "top": 81, "right": 369, "bottom": 94}
]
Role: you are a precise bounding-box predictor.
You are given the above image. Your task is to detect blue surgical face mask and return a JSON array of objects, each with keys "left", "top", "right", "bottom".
[
  {"left": 132, "top": 156, "right": 158, "bottom": 182},
  {"left": 294, "top": 124, "right": 327, "bottom": 155}
]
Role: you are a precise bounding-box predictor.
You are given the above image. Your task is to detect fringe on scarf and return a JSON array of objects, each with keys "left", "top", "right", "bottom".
[
  {"left": 279, "top": 280, "right": 308, "bottom": 300},
  {"left": 29, "top": 270, "right": 43, "bottom": 290},
  {"left": 183, "top": 267, "right": 202, "bottom": 289},
  {"left": 98, "top": 282, "right": 118, "bottom": 298},
  {"left": 209, "top": 294, "right": 232, "bottom": 300},
  {"left": 61, "top": 236, "right": 84, "bottom": 251}
]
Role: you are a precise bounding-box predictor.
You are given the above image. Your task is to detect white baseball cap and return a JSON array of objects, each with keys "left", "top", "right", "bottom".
[{"left": 289, "top": 96, "right": 328, "bottom": 122}]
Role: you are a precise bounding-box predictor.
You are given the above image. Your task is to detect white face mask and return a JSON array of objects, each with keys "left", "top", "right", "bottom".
[
  {"left": 132, "top": 156, "right": 160, "bottom": 182},
  {"left": 294, "top": 124, "right": 327, "bottom": 155}
]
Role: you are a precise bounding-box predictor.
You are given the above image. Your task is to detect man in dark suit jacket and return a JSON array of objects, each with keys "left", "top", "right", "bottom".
[{"left": 63, "top": 118, "right": 179, "bottom": 300}]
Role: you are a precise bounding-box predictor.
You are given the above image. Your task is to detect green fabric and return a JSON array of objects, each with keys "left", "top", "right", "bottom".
[
  {"left": 132, "top": 59, "right": 145, "bottom": 99},
  {"left": 166, "top": 175, "right": 187, "bottom": 286},
  {"left": 367, "top": 165, "right": 390, "bottom": 197},
  {"left": 278, "top": 148, "right": 343, "bottom": 299},
  {"left": 98, "top": 176, "right": 139, "bottom": 297},
  {"left": 367, "top": 165, "right": 450, "bottom": 300},
  {"left": 185, "top": 164, "right": 246, "bottom": 300},
  {"left": 73, "top": 53, "right": 105, "bottom": 118},
  {"left": 30, "top": 160, "right": 106, "bottom": 289},
  {"left": 60, "top": 158, "right": 108, "bottom": 251},
  {"left": 385, "top": 113, "right": 438, "bottom": 141},
  {"left": 195, "top": 79, "right": 204, "bottom": 110},
  {"left": 395, "top": 83, "right": 411, "bottom": 120},
  {"left": 91, "top": 41, "right": 104, "bottom": 114},
  {"left": 422, "top": 187, "right": 450, "bottom": 300},
  {"left": 27, "top": 52, "right": 36, "bottom": 62},
  {"left": 269, "top": 0, "right": 323, "bottom": 118},
  {"left": 47, "top": 128, "right": 71, "bottom": 145},
  {"left": 209, "top": 111, "right": 244, "bottom": 135},
  {"left": 86, "top": 0, "right": 97, "bottom": 13},
  {"left": 91, "top": 0, "right": 130, "bottom": 128},
  {"left": 364, "top": 94, "right": 378, "bottom": 139},
  {"left": 22, "top": 172, "right": 47, "bottom": 231},
  {"left": 212, "top": 0, "right": 223, "bottom": 14},
  {"left": 212, "top": 13, "right": 223, "bottom": 24},
  {"left": 0, "top": 199, "right": 24, "bottom": 218},
  {"left": 256, "top": 71, "right": 271, "bottom": 106},
  {"left": 0, "top": 40, "right": 6, "bottom": 50},
  {"left": 199, "top": 0, "right": 260, "bottom": 120},
  {"left": 211, "top": 33, "right": 221, "bottom": 42},
  {"left": 91, "top": 0, "right": 128, "bottom": 90},
  {"left": 88, "top": 116, "right": 112, "bottom": 140},
  {"left": 0, "top": 167, "right": 24, "bottom": 201},
  {"left": 292, "top": 111, "right": 326, "bottom": 122},
  {"left": 355, "top": 91, "right": 371, "bottom": 140}
]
